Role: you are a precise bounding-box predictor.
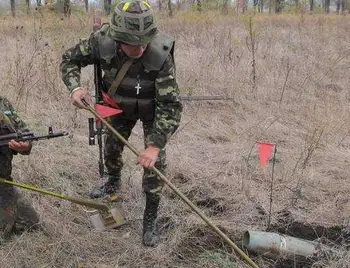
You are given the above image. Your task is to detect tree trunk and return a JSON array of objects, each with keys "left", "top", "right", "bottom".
[
  {"left": 176, "top": 0, "right": 181, "bottom": 10},
  {"left": 84, "top": 0, "right": 88, "bottom": 12},
  {"left": 10, "top": 0, "right": 15, "bottom": 17},
  {"left": 324, "top": 0, "right": 330, "bottom": 13},
  {"left": 26, "top": 0, "right": 30, "bottom": 14},
  {"left": 197, "top": 0, "right": 201, "bottom": 11},
  {"left": 36, "top": 0, "right": 41, "bottom": 6},
  {"left": 309, "top": 0, "right": 313, "bottom": 11},
  {"left": 275, "top": 0, "right": 283, "bottom": 13},
  {"left": 104, "top": 0, "right": 112, "bottom": 15},
  {"left": 64, "top": 0, "right": 71, "bottom": 17},
  {"left": 242, "top": 0, "right": 248, "bottom": 12},
  {"left": 294, "top": 0, "right": 299, "bottom": 10},
  {"left": 158, "top": 0, "right": 162, "bottom": 10},
  {"left": 168, "top": 0, "right": 173, "bottom": 16},
  {"left": 258, "top": 0, "right": 264, "bottom": 12},
  {"left": 253, "top": 0, "right": 258, "bottom": 11},
  {"left": 222, "top": 0, "right": 228, "bottom": 14},
  {"left": 340, "top": 0, "right": 345, "bottom": 13},
  {"left": 336, "top": 0, "right": 340, "bottom": 13}
]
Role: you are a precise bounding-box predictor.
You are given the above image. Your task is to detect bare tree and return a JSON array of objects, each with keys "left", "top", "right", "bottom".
[
  {"left": 104, "top": 0, "right": 112, "bottom": 15},
  {"left": 26, "top": 0, "right": 30, "bottom": 14},
  {"left": 236, "top": 0, "right": 247, "bottom": 13},
  {"left": 242, "top": 0, "right": 248, "bottom": 12},
  {"left": 222, "top": 0, "right": 229, "bottom": 14},
  {"left": 341, "top": 0, "right": 345, "bottom": 13},
  {"left": 10, "top": 0, "right": 15, "bottom": 17},
  {"left": 64, "top": 0, "right": 71, "bottom": 17},
  {"left": 294, "top": 0, "right": 299, "bottom": 10},
  {"left": 253, "top": 0, "right": 258, "bottom": 11},
  {"left": 176, "top": 0, "right": 181, "bottom": 10},
  {"left": 168, "top": 0, "right": 173, "bottom": 16},
  {"left": 84, "top": 0, "right": 88, "bottom": 12},
  {"left": 336, "top": 0, "right": 346, "bottom": 13},
  {"left": 259, "top": 0, "right": 264, "bottom": 12},
  {"left": 324, "top": 0, "right": 330, "bottom": 13},
  {"left": 275, "top": 0, "right": 283, "bottom": 13},
  {"left": 197, "top": 0, "right": 202, "bottom": 11}
]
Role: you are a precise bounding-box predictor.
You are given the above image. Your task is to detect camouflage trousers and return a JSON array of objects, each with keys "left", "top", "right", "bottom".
[
  {"left": 104, "top": 117, "right": 166, "bottom": 196},
  {"left": 0, "top": 182, "right": 39, "bottom": 241},
  {"left": 0, "top": 184, "right": 17, "bottom": 240}
]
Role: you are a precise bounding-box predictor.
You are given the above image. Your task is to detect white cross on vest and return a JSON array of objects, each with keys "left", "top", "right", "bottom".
[{"left": 135, "top": 82, "right": 141, "bottom": 95}]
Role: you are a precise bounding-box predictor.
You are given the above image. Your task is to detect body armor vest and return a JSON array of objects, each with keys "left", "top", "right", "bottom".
[
  {"left": 0, "top": 112, "right": 15, "bottom": 179},
  {"left": 95, "top": 25, "right": 175, "bottom": 121}
]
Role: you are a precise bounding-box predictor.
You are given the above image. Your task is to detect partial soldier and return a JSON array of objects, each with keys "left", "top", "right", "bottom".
[
  {"left": 0, "top": 96, "right": 40, "bottom": 241},
  {"left": 60, "top": 0, "right": 182, "bottom": 247}
]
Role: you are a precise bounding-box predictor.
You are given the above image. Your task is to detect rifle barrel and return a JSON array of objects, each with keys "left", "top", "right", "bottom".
[
  {"left": 29, "top": 131, "right": 69, "bottom": 141},
  {"left": 0, "top": 131, "right": 68, "bottom": 146}
]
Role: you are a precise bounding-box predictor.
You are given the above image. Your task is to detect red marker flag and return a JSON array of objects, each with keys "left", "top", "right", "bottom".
[
  {"left": 95, "top": 104, "right": 122, "bottom": 118},
  {"left": 101, "top": 91, "right": 119, "bottom": 109},
  {"left": 257, "top": 142, "right": 274, "bottom": 168}
]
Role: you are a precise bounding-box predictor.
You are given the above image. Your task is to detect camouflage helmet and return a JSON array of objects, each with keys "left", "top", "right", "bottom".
[{"left": 108, "top": 0, "right": 158, "bottom": 45}]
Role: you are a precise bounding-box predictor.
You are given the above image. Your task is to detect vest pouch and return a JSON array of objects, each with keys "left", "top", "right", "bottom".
[
  {"left": 138, "top": 99, "right": 155, "bottom": 122},
  {"left": 113, "top": 95, "right": 138, "bottom": 120}
]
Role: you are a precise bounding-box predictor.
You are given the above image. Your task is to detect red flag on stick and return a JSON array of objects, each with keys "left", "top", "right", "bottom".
[
  {"left": 257, "top": 142, "right": 274, "bottom": 168},
  {"left": 101, "top": 91, "right": 119, "bottom": 109},
  {"left": 95, "top": 104, "right": 122, "bottom": 118}
]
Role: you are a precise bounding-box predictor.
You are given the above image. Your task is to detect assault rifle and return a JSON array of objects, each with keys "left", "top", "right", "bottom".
[
  {"left": 88, "top": 11, "right": 105, "bottom": 178},
  {"left": 0, "top": 127, "right": 68, "bottom": 146}
]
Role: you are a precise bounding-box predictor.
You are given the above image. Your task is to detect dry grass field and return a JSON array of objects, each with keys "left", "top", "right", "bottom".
[{"left": 0, "top": 9, "right": 349, "bottom": 268}]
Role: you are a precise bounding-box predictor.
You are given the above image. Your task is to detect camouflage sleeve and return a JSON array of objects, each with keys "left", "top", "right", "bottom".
[
  {"left": 60, "top": 35, "right": 95, "bottom": 92},
  {"left": 0, "top": 97, "right": 32, "bottom": 155},
  {"left": 146, "top": 54, "right": 182, "bottom": 149}
]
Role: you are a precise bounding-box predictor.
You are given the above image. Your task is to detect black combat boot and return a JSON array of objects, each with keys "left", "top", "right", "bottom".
[
  {"left": 89, "top": 175, "right": 121, "bottom": 199},
  {"left": 142, "top": 193, "right": 160, "bottom": 247}
]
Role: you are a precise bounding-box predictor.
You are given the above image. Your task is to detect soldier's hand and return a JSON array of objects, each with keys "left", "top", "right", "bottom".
[
  {"left": 70, "top": 87, "right": 93, "bottom": 109},
  {"left": 138, "top": 146, "right": 160, "bottom": 169},
  {"left": 8, "top": 140, "right": 31, "bottom": 153}
]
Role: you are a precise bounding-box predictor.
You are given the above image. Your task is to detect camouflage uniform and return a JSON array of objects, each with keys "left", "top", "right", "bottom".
[
  {"left": 60, "top": 0, "right": 182, "bottom": 247},
  {"left": 61, "top": 27, "right": 181, "bottom": 197},
  {"left": 0, "top": 97, "right": 39, "bottom": 241}
]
